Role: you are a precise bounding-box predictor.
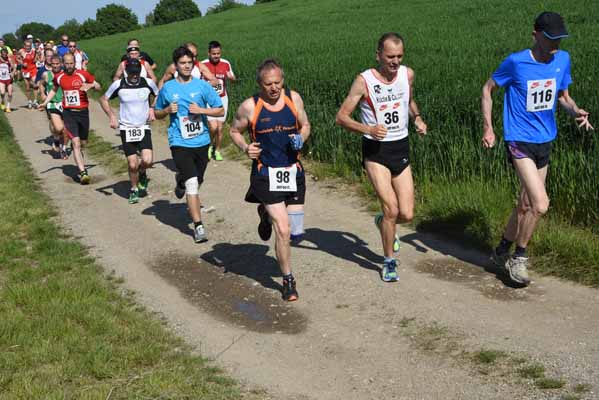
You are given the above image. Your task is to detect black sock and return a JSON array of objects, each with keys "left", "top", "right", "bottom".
[
  {"left": 496, "top": 237, "right": 513, "bottom": 254},
  {"left": 194, "top": 221, "right": 203, "bottom": 229},
  {"left": 514, "top": 246, "right": 527, "bottom": 257},
  {"left": 283, "top": 273, "right": 294, "bottom": 282}
]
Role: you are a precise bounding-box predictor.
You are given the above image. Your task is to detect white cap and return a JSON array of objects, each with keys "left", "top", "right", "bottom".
[{"left": 26, "top": 34, "right": 33, "bottom": 39}]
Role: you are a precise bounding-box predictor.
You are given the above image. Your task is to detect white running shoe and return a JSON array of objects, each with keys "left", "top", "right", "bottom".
[
  {"left": 194, "top": 224, "right": 208, "bottom": 243},
  {"left": 505, "top": 256, "right": 531, "bottom": 285}
]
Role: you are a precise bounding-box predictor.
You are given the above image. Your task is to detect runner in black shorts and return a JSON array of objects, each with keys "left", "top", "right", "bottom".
[
  {"left": 101, "top": 58, "right": 158, "bottom": 204},
  {"left": 39, "top": 53, "right": 100, "bottom": 184},
  {"left": 336, "top": 33, "right": 427, "bottom": 282},
  {"left": 505, "top": 141, "right": 551, "bottom": 169},
  {"left": 154, "top": 46, "right": 224, "bottom": 243},
  {"left": 229, "top": 59, "right": 311, "bottom": 301}
]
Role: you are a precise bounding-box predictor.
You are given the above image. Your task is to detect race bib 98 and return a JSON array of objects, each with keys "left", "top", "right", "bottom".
[
  {"left": 179, "top": 115, "right": 203, "bottom": 139},
  {"left": 268, "top": 164, "right": 298, "bottom": 192},
  {"left": 64, "top": 90, "right": 81, "bottom": 107},
  {"left": 526, "top": 79, "right": 556, "bottom": 112}
]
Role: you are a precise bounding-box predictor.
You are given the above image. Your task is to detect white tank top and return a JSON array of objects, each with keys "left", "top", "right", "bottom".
[{"left": 359, "top": 66, "right": 410, "bottom": 141}]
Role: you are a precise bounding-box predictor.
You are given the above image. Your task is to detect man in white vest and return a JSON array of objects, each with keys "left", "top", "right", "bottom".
[{"left": 336, "top": 32, "right": 427, "bottom": 282}]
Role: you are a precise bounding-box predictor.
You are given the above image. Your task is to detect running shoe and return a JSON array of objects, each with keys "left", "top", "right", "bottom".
[
  {"left": 382, "top": 258, "right": 399, "bottom": 282},
  {"left": 374, "top": 213, "right": 400, "bottom": 254},
  {"left": 32, "top": 100, "right": 39, "bottom": 108},
  {"left": 60, "top": 149, "right": 68, "bottom": 160},
  {"left": 194, "top": 224, "right": 208, "bottom": 243},
  {"left": 79, "top": 170, "right": 91, "bottom": 185},
  {"left": 137, "top": 172, "right": 149, "bottom": 195},
  {"left": 174, "top": 172, "right": 185, "bottom": 199},
  {"left": 282, "top": 278, "right": 298, "bottom": 301},
  {"left": 214, "top": 150, "right": 223, "bottom": 161},
  {"left": 491, "top": 248, "right": 510, "bottom": 269},
  {"left": 208, "top": 145, "right": 213, "bottom": 160},
  {"left": 27, "top": 100, "right": 32, "bottom": 109},
  {"left": 128, "top": 189, "right": 140, "bottom": 204},
  {"left": 505, "top": 256, "right": 531, "bottom": 285},
  {"left": 257, "top": 204, "right": 272, "bottom": 241},
  {"left": 4, "top": 106, "right": 10, "bottom": 113}
]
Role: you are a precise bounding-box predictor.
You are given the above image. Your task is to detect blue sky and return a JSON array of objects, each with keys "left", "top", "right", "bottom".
[{"left": 0, "top": 0, "right": 254, "bottom": 35}]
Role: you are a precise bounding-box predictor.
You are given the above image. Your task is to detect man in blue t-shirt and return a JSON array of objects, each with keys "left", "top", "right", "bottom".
[
  {"left": 56, "top": 35, "right": 70, "bottom": 58},
  {"left": 154, "top": 46, "right": 223, "bottom": 243},
  {"left": 481, "top": 11, "right": 593, "bottom": 285}
]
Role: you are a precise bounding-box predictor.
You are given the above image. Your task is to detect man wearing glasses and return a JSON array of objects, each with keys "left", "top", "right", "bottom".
[
  {"left": 57, "top": 35, "right": 69, "bottom": 58},
  {"left": 68, "top": 40, "right": 88, "bottom": 71}
]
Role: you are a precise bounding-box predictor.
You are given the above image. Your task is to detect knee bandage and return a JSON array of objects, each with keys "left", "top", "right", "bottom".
[
  {"left": 288, "top": 210, "right": 304, "bottom": 241},
  {"left": 185, "top": 177, "right": 199, "bottom": 195}
]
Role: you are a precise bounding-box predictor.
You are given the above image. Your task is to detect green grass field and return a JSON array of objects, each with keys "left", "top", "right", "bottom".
[
  {"left": 0, "top": 114, "right": 254, "bottom": 399},
  {"left": 81, "top": 0, "right": 599, "bottom": 283}
]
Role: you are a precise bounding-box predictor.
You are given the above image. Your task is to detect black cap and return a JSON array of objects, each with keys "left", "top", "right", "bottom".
[
  {"left": 125, "top": 57, "right": 142, "bottom": 75},
  {"left": 535, "top": 11, "right": 568, "bottom": 40}
]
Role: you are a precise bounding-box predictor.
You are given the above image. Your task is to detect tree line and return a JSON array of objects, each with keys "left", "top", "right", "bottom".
[{"left": 2, "top": 0, "right": 274, "bottom": 49}]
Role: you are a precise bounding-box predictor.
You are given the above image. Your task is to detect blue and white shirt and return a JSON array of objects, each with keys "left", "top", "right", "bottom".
[{"left": 155, "top": 77, "right": 222, "bottom": 148}]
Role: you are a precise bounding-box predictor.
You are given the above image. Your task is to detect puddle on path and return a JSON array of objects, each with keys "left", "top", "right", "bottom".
[
  {"left": 152, "top": 253, "right": 307, "bottom": 334},
  {"left": 415, "top": 259, "right": 545, "bottom": 301}
]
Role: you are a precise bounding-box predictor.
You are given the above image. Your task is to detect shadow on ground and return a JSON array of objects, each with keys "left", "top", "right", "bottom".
[{"left": 292, "top": 227, "right": 383, "bottom": 273}]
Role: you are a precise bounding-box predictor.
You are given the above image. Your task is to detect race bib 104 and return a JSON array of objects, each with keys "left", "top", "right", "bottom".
[
  {"left": 179, "top": 115, "right": 203, "bottom": 139},
  {"left": 268, "top": 164, "right": 298, "bottom": 192},
  {"left": 64, "top": 90, "right": 81, "bottom": 107},
  {"left": 526, "top": 79, "right": 556, "bottom": 112}
]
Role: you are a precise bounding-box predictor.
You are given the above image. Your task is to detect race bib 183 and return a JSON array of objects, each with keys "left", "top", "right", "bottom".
[
  {"left": 268, "top": 164, "right": 298, "bottom": 192},
  {"left": 526, "top": 79, "right": 556, "bottom": 112},
  {"left": 179, "top": 115, "right": 203, "bottom": 139},
  {"left": 120, "top": 124, "right": 149, "bottom": 143}
]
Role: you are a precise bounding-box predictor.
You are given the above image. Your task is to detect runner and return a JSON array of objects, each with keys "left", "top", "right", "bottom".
[
  {"left": 39, "top": 53, "right": 101, "bottom": 184},
  {"left": 35, "top": 48, "right": 54, "bottom": 108},
  {"left": 0, "top": 48, "right": 14, "bottom": 113},
  {"left": 120, "top": 39, "right": 157, "bottom": 70},
  {"left": 101, "top": 58, "right": 159, "bottom": 204},
  {"left": 19, "top": 39, "right": 38, "bottom": 108},
  {"left": 113, "top": 45, "right": 157, "bottom": 82},
  {"left": 154, "top": 46, "right": 224, "bottom": 242},
  {"left": 56, "top": 35, "right": 69, "bottom": 58},
  {"left": 229, "top": 58, "right": 311, "bottom": 301},
  {"left": 158, "top": 42, "right": 217, "bottom": 89},
  {"left": 68, "top": 40, "right": 88, "bottom": 70},
  {"left": 201, "top": 40, "right": 236, "bottom": 161},
  {"left": 39, "top": 55, "right": 67, "bottom": 158},
  {"left": 336, "top": 32, "right": 427, "bottom": 282},
  {"left": 481, "top": 12, "right": 593, "bottom": 285},
  {"left": 0, "top": 38, "right": 13, "bottom": 55}
]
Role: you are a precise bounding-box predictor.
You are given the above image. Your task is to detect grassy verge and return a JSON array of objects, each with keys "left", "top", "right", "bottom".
[{"left": 0, "top": 114, "right": 257, "bottom": 398}]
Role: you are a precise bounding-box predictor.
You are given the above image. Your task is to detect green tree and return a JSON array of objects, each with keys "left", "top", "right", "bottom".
[
  {"left": 16, "top": 22, "right": 55, "bottom": 41},
  {"left": 79, "top": 18, "right": 103, "bottom": 40},
  {"left": 206, "top": 0, "right": 248, "bottom": 15},
  {"left": 152, "top": 0, "right": 201, "bottom": 26},
  {"left": 255, "top": 0, "right": 277, "bottom": 3},
  {"left": 144, "top": 12, "right": 155, "bottom": 27},
  {"left": 1, "top": 33, "right": 19, "bottom": 50},
  {"left": 55, "top": 18, "right": 81, "bottom": 40},
  {"left": 96, "top": 3, "right": 139, "bottom": 35}
]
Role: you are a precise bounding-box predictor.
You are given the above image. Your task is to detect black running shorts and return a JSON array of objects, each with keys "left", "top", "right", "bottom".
[
  {"left": 63, "top": 108, "right": 90, "bottom": 141},
  {"left": 505, "top": 140, "right": 551, "bottom": 169},
  {"left": 245, "top": 174, "right": 306, "bottom": 205},
  {"left": 170, "top": 145, "right": 209, "bottom": 185},
  {"left": 362, "top": 136, "right": 410, "bottom": 176},
  {"left": 120, "top": 128, "right": 153, "bottom": 157}
]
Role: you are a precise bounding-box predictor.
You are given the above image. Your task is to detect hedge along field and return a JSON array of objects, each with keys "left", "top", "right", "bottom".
[{"left": 81, "top": 0, "right": 599, "bottom": 282}]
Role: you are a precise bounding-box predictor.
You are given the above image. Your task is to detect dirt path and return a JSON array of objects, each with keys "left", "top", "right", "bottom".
[{"left": 7, "top": 86, "right": 599, "bottom": 399}]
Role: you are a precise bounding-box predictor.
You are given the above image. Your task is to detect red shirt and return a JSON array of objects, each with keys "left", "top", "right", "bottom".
[
  {"left": 54, "top": 69, "right": 96, "bottom": 109},
  {"left": 20, "top": 48, "right": 36, "bottom": 72},
  {"left": 201, "top": 58, "right": 232, "bottom": 97}
]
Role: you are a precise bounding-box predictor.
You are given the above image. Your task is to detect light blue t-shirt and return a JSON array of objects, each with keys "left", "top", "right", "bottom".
[
  {"left": 155, "top": 77, "right": 223, "bottom": 148},
  {"left": 492, "top": 49, "right": 572, "bottom": 143}
]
